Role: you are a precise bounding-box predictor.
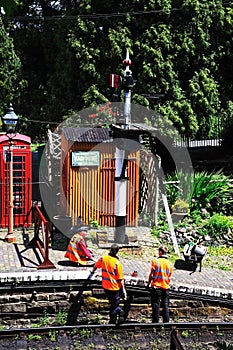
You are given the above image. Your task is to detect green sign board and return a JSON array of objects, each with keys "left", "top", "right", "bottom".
[{"left": 71, "top": 151, "right": 100, "bottom": 167}]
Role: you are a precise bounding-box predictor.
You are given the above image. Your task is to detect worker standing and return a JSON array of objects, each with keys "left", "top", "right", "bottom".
[
  {"left": 92, "top": 243, "right": 127, "bottom": 324},
  {"left": 147, "top": 245, "right": 173, "bottom": 323}
]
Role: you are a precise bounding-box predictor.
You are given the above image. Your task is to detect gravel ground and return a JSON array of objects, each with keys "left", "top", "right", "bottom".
[{"left": 0, "top": 326, "right": 232, "bottom": 350}]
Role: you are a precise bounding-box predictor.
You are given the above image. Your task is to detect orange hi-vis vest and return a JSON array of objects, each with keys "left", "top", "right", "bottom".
[
  {"left": 95, "top": 255, "right": 124, "bottom": 291},
  {"left": 64, "top": 234, "right": 87, "bottom": 265},
  {"left": 151, "top": 257, "right": 173, "bottom": 290}
]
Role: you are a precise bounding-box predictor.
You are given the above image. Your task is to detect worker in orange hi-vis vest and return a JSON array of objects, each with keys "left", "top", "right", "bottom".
[
  {"left": 92, "top": 244, "right": 127, "bottom": 324},
  {"left": 64, "top": 227, "right": 96, "bottom": 266},
  {"left": 147, "top": 245, "right": 173, "bottom": 323}
]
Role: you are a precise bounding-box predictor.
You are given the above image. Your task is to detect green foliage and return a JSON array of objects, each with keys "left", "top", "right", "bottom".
[
  {"left": 0, "top": 21, "right": 24, "bottom": 116},
  {"left": 190, "top": 171, "right": 232, "bottom": 216},
  {"left": 55, "top": 310, "right": 67, "bottom": 326},
  {"left": 89, "top": 218, "right": 99, "bottom": 228},
  {"left": 0, "top": 0, "right": 19, "bottom": 16},
  {"left": 38, "top": 311, "right": 51, "bottom": 327},
  {"left": 204, "top": 245, "right": 233, "bottom": 271},
  {"left": 151, "top": 211, "right": 169, "bottom": 237},
  {"left": 221, "top": 101, "right": 233, "bottom": 154},
  {"left": 199, "top": 214, "right": 233, "bottom": 238},
  {"left": 165, "top": 170, "right": 232, "bottom": 217},
  {"left": 182, "top": 330, "right": 189, "bottom": 339},
  {"left": 189, "top": 68, "right": 221, "bottom": 138},
  {"left": 49, "top": 330, "right": 58, "bottom": 342},
  {"left": 27, "top": 334, "right": 42, "bottom": 341},
  {"left": 2, "top": 0, "right": 231, "bottom": 141},
  {"left": 79, "top": 328, "right": 94, "bottom": 339}
]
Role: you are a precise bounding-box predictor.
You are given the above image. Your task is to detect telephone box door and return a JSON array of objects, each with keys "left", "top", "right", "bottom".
[{"left": 0, "top": 134, "right": 32, "bottom": 228}]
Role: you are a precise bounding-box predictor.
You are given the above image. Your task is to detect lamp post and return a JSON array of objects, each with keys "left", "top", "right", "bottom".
[{"left": 1, "top": 104, "right": 19, "bottom": 243}]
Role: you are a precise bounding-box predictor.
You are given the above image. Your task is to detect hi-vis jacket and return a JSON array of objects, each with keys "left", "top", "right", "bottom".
[
  {"left": 151, "top": 257, "right": 173, "bottom": 290},
  {"left": 94, "top": 255, "right": 124, "bottom": 291},
  {"left": 64, "top": 233, "right": 92, "bottom": 265}
]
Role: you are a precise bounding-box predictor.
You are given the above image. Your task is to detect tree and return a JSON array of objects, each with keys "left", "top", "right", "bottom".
[
  {"left": 0, "top": 0, "right": 19, "bottom": 16},
  {"left": 5, "top": 0, "right": 233, "bottom": 141},
  {"left": 0, "top": 14, "right": 24, "bottom": 118}
]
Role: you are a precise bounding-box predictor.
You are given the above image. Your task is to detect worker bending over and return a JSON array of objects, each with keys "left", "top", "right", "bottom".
[{"left": 92, "top": 243, "right": 127, "bottom": 324}]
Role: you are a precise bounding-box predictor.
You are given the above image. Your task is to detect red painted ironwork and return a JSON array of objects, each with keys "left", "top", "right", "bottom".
[{"left": 29, "top": 203, "right": 56, "bottom": 269}]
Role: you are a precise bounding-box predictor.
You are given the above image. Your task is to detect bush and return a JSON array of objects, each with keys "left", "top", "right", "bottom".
[
  {"left": 165, "top": 170, "right": 233, "bottom": 216},
  {"left": 197, "top": 213, "right": 233, "bottom": 238}
]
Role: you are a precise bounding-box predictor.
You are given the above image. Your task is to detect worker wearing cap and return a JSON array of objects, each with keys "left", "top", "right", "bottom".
[
  {"left": 92, "top": 243, "right": 127, "bottom": 324},
  {"left": 147, "top": 245, "right": 173, "bottom": 323},
  {"left": 65, "top": 227, "right": 95, "bottom": 266}
]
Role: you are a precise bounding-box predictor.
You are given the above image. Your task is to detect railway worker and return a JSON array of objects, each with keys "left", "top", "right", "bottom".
[
  {"left": 64, "top": 227, "right": 95, "bottom": 266},
  {"left": 147, "top": 245, "right": 173, "bottom": 323},
  {"left": 91, "top": 243, "right": 127, "bottom": 324}
]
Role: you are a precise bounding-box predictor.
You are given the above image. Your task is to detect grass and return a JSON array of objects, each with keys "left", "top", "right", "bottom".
[
  {"left": 203, "top": 245, "right": 233, "bottom": 271},
  {"left": 117, "top": 235, "right": 233, "bottom": 271}
]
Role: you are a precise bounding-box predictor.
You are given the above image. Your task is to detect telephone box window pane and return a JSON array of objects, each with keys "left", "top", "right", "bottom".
[
  {"left": 14, "top": 179, "right": 22, "bottom": 183},
  {"left": 13, "top": 185, "right": 22, "bottom": 192},
  {"left": 13, "top": 163, "right": 23, "bottom": 170},
  {"left": 13, "top": 156, "right": 22, "bottom": 162},
  {"left": 13, "top": 171, "right": 23, "bottom": 177},
  {"left": 14, "top": 208, "right": 22, "bottom": 214}
]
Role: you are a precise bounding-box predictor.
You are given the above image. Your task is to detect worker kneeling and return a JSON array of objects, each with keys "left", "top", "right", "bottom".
[{"left": 64, "top": 227, "right": 96, "bottom": 266}]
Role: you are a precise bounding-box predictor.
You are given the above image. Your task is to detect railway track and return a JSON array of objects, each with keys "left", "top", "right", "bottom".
[
  {"left": 0, "top": 277, "right": 232, "bottom": 349},
  {"left": 1, "top": 278, "right": 233, "bottom": 308},
  {"left": 0, "top": 322, "right": 232, "bottom": 350},
  {"left": 0, "top": 321, "right": 233, "bottom": 338}
]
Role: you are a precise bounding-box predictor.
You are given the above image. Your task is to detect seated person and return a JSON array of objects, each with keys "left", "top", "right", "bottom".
[{"left": 64, "top": 227, "right": 95, "bottom": 266}]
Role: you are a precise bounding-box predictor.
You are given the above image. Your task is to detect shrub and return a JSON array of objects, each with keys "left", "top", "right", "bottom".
[
  {"left": 165, "top": 170, "right": 232, "bottom": 217},
  {"left": 189, "top": 171, "right": 232, "bottom": 216},
  {"left": 197, "top": 213, "right": 233, "bottom": 238}
]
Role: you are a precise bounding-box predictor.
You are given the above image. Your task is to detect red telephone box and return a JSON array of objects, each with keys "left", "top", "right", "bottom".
[{"left": 0, "top": 133, "right": 32, "bottom": 228}]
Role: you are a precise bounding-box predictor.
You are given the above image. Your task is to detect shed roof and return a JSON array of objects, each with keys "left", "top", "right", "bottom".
[{"left": 62, "top": 127, "right": 111, "bottom": 143}]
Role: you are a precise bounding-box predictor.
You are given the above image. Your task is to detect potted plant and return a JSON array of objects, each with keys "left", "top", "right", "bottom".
[{"left": 171, "top": 199, "right": 189, "bottom": 222}]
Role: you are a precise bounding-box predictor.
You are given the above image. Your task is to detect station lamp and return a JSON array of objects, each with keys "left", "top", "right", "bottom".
[{"left": 1, "top": 103, "right": 19, "bottom": 134}]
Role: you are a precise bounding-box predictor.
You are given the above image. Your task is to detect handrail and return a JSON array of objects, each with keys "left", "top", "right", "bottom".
[{"left": 29, "top": 202, "right": 56, "bottom": 269}]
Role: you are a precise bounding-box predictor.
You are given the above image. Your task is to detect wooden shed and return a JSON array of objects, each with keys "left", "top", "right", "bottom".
[{"left": 60, "top": 127, "right": 140, "bottom": 227}]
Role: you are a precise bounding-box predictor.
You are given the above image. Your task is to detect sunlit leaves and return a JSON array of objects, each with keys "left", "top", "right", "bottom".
[
  {"left": 0, "top": 0, "right": 19, "bottom": 16},
  {"left": 0, "top": 24, "right": 22, "bottom": 114},
  {"left": 3, "top": 0, "right": 232, "bottom": 141}
]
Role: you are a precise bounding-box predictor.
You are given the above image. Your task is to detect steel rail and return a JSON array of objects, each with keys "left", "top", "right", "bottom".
[
  {"left": 0, "top": 280, "right": 233, "bottom": 308},
  {"left": 0, "top": 322, "right": 232, "bottom": 339}
]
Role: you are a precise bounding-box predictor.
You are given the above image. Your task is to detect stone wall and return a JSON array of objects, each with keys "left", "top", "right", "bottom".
[{"left": 0, "top": 289, "right": 232, "bottom": 327}]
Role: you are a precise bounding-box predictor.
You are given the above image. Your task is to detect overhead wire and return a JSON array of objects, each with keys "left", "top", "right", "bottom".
[
  {"left": 8, "top": 2, "right": 232, "bottom": 21},
  {"left": 22, "top": 119, "right": 59, "bottom": 124}
]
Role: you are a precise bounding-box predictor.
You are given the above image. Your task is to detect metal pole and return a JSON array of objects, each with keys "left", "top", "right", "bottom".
[
  {"left": 115, "top": 147, "right": 127, "bottom": 243},
  {"left": 114, "top": 50, "right": 133, "bottom": 244},
  {"left": 5, "top": 137, "right": 16, "bottom": 243}
]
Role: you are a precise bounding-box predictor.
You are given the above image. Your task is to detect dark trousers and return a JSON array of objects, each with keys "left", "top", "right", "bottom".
[
  {"left": 104, "top": 289, "right": 123, "bottom": 323},
  {"left": 150, "top": 288, "right": 170, "bottom": 323}
]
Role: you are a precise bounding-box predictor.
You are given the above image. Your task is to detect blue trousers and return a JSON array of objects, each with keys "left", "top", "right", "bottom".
[{"left": 150, "top": 288, "right": 170, "bottom": 323}]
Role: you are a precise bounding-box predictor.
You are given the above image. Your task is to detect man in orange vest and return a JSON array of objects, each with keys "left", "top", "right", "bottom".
[
  {"left": 92, "top": 243, "right": 127, "bottom": 324},
  {"left": 64, "top": 227, "right": 95, "bottom": 266},
  {"left": 147, "top": 245, "right": 173, "bottom": 323}
]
